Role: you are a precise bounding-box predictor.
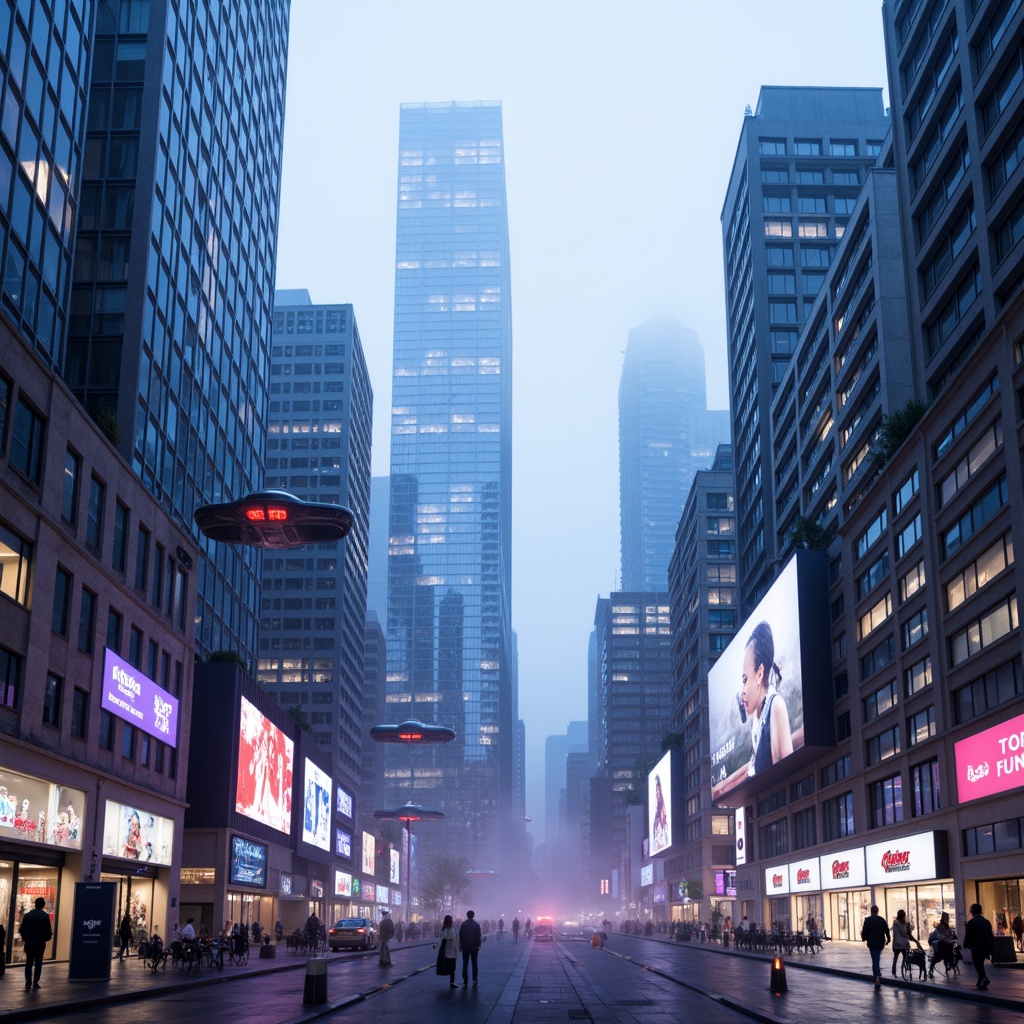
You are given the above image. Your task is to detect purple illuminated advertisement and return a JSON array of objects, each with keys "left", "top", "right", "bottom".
[{"left": 101, "top": 648, "right": 179, "bottom": 747}]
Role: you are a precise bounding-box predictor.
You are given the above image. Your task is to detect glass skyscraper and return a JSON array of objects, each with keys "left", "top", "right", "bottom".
[
  {"left": 386, "top": 101, "right": 515, "bottom": 872},
  {"left": 618, "top": 319, "right": 730, "bottom": 593},
  {"left": 64, "top": 0, "right": 290, "bottom": 664}
]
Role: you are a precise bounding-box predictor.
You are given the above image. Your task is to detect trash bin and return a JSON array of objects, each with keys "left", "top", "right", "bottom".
[{"left": 303, "top": 956, "right": 327, "bottom": 1004}]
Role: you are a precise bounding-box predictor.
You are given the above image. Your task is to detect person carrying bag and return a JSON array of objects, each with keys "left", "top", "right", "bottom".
[{"left": 434, "top": 915, "right": 458, "bottom": 988}]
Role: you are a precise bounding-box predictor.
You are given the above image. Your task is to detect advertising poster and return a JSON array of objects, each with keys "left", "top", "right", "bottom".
[
  {"left": 336, "top": 786, "right": 353, "bottom": 817},
  {"left": 235, "top": 696, "right": 294, "bottom": 834},
  {"left": 102, "top": 801, "right": 174, "bottom": 864},
  {"left": 708, "top": 558, "right": 805, "bottom": 800},
  {"left": 301, "top": 758, "right": 331, "bottom": 851},
  {"left": 336, "top": 828, "right": 353, "bottom": 858},
  {"left": 361, "top": 830, "right": 375, "bottom": 875},
  {"left": 363, "top": 882, "right": 376, "bottom": 903},
  {"left": 230, "top": 835, "right": 267, "bottom": 887},
  {"left": 648, "top": 749, "right": 673, "bottom": 855},
  {"left": 390, "top": 848, "right": 400, "bottom": 885},
  {"left": 101, "top": 648, "right": 179, "bottom": 746},
  {"left": 335, "top": 871, "right": 352, "bottom": 897},
  {"left": 68, "top": 882, "right": 116, "bottom": 980},
  {"left": 955, "top": 711, "right": 1024, "bottom": 803},
  {"left": 0, "top": 766, "right": 85, "bottom": 851}
]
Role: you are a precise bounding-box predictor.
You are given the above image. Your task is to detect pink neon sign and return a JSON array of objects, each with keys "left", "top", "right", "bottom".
[{"left": 954, "top": 711, "right": 1024, "bottom": 803}]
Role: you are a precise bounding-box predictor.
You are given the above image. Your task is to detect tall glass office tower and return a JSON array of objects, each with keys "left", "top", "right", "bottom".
[
  {"left": 64, "top": 0, "right": 290, "bottom": 663},
  {"left": 386, "top": 101, "right": 515, "bottom": 872}
]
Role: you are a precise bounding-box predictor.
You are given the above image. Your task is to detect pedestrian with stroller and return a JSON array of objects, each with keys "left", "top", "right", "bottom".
[{"left": 891, "top": 909, "right": 914, "bottom": 976}]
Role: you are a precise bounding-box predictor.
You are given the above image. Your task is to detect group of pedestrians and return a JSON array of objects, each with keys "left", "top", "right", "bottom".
[
  {"left": 435, "top": 909, "right": 484, "bottom": 989},
  {"left": 862, "top": 903, "right": 996, "bottom": 990}
]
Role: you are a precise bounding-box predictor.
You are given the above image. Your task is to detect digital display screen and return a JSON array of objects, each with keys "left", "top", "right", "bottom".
[
  {"left": 301, "top": 758, "right": 331, "bottom": 851},
  {"left": 101, "top": 648, "right": 179, "bottom": 747},
  {"left": 336, "top": 828, "right": 353, "bottom": 858},
  {"left": 648, "top": 749, "right": 673, "bottom": 855},
  {"left": 235, "top": 696, "right": 294, "bottom": 834},
  {"left": 230, "top": 835, "right": 267, "bottom": 887},
  {"left": 362, "top": 830, "right": 375, "bottom": 875},
  {"left": 102, "top": 800, "right": 174, "bottom": 865}
]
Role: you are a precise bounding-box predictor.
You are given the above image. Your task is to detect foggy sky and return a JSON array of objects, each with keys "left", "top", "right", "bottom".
[{"left": 274, "top": 1, "right": 890, "bottom": 847}]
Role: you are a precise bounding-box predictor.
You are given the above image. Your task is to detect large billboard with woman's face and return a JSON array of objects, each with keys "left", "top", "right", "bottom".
[
  {"left": 648, "top": 750, "right": 673, "bottom": 856},
  {"left": 235, "top": 696, "right": 294, "bottom": 834},
  {"left": 708, "top": 551, "right": 832, "bottom": 802}
]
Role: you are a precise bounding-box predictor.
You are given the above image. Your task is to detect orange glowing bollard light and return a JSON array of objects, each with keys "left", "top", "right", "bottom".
[{"left": 770, "top": 955, "right": 788, "bottom": 994}]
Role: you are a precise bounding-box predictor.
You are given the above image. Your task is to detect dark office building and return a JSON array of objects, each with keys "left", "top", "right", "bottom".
[{"left": 721, "top": 87, "right": 889, "bottom": 614}]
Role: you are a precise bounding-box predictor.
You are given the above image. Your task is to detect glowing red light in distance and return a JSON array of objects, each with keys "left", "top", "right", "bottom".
[{"left": 398, "top": 732, "right": 423, "bottom": 741}]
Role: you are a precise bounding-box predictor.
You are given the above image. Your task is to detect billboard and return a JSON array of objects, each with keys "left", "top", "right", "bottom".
[
  {"left": 335, "top": 870, "right": 352, "bottom": 897},
  {"left": 301, "top": 758, "right": 331, "bottom": 851},
  {"left": 708, "top": 552, "right": 831, "bottom": 801},
  {"left": 235, "top": 696, "right": 294, "bottom": 834},
  {"left": 647, "top": 749, "right": 673, "bottom": 856},
  {"left": 336, "top": 827, "right": 353, "bottom": 858},
  {"left": 390, "top": 848, "right": 401, "bottom": 885},
  {"left": 820, "top": 847, "right": 866, "bottom": 890},
  {"left": 102, "top": 800, "right": 174, "bottom": 864},
  {"left": 101, "top": 648, "right": 179, "bottom": 746},
  {"left": 954, "top": 711, "right": 1024, "bottom": 803},
  {"left": 362, "top": 830, "right": 375, "bottom": 875},
  {"left": 336, "top": 785, "right": 353, "bottom": 818},
  {"left": 230, "top": 835, "right": 267, "bottom": 887},
  {"left": 735, "top": 806, "right": 747, "bottom": 866},
  {"left": 865, "top": 831, "right": 948, "bottom": 885}
]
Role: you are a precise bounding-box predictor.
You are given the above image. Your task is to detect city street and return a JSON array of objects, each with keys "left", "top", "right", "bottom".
[{"left": 0, "top": 933, "right": 1019, "bottom": 1024}]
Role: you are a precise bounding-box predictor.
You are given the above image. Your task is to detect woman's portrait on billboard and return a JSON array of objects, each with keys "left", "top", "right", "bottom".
[{"left": 741, "top": 620, "right": 793, "bottom": 776}]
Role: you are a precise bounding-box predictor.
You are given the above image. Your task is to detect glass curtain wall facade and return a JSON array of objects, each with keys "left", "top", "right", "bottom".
[
  {"left": 619, "top": 319, "right": 729, "bottom": 593},
  {"left": 64, "top": 0, "right": 291, "bottom": 665},
  {"left": 259, "top": 295, "right": 373, "bottom": 788},
  {"left": 386, "top": 101, "right": 515, "bottom": 872},
  {"left": 0, "top": 0, "right": 91, "bottom": 368}
]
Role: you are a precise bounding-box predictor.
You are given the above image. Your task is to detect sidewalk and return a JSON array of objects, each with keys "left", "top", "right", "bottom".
[{"left": 624, "top": 929, "right": 1024, "bottom": 1010}]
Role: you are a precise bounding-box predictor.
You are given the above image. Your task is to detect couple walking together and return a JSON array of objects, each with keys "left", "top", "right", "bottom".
[{"left": 436, "top": 909, "right": 483, "bottom": 988}]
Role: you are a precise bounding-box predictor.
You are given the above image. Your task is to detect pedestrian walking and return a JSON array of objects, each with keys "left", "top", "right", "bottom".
[
  {"left": 459, "top": 909, "right": 483, "bottom": 987},
  {"left": 305, "top": 911, "right": 321, "bottom": 952},
  {"left": 18, "top": 897, "right": 52, "bottom": 990},
  {"left": 434, "top": 914, "right": 458, "bottom": 988},
  {"left": 379, "top": 911, "right": 395, "bottom": 966},
  {"left": 512, "top": 917, "right": 520, "bottom": 942},
  {"left": 861, "top": 904, "right": 890, "bottom": 986},
  {"left": 891, "top": 909, "right": 914, "bottom": 976},
  {"left": 1012, "top": 913, "right": 1023, "bottom": 953},
  {"left": 117, "top": 913, "right": 134, "bottom": 960},
  {"left": 275, "top": 920, "right": 284, "bottom": 943},
  {"left": 964, "top": 903, "right": 994, "bottom": 990}
]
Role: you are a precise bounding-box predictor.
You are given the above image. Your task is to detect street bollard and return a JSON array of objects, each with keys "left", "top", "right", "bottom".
[
  {"left": 303, "top": 956, "right": 328, "bottom": 1004},
  {"left": 769, "top": 955, "right": 788, "bottom": 994}
]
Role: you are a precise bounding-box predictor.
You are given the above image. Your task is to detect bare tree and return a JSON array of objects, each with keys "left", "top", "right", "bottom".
[{"left": 419, "top": 856, "right": 472, "bottom": 921}]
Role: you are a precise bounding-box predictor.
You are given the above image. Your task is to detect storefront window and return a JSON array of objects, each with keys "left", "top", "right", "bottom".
[
  {"left": 794, "top": 893, "right": 823, "bottom": 933},
  {"left": 10, "top": 865, "right": 58, "bottom": 962},
  {"left": 976, "top": 878, "right": 1023, "bottom": 938},
  {"left": 102, "top": 871, "right": 155, "bottom": 954},
  {"left": 884, "top": 882, "right": 956, "bottom": 939}
]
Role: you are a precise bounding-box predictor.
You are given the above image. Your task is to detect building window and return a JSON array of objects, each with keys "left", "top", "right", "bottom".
[
  {"left": 894, "top": 469, "right": 919, "bottom": 514},
  {"left": 864, "top": 679, "right": 897, "bottom": 722},
  {"left": 794, "top": 139, "right": 821, "bottom": 155},
  {"left": 858, "top": 593, "right": 892, "bottom": 641},
  {"left": 823, "top": 792, "right": 855, "bottom": 840},
  {"left": 0, "top": 522, "right": 32, "bottom": 606},
  {"left": 942, "top": 475, "right": 1007, "bottom": 559},
  {"left": 9, "top": 398, "right": 45, "bottom": 482},
  {"left": 768, "top": 272, "right": 796, "bottom": 294},
  {"left": 154, "top": 740, "right": 164, "bottom": 774},
  {"left": 759, "top": 818, "right": 789, "bottom": 858},
  {"left": 122, "top": 722, "right": 135, "bottom": 760},
  {"left": 861, "top": 635, "right": 895, "bottom": 680},
  {"left": 907, "top": 706, "right": 936, "bottom": 746},
  {"left": 764, "top": 219, "right": 793, "bottom": 238},
  {"left": 135, "top": 525, "right": 150, "bottom": 590},
  {"left": 106, "top": 608, "right": 123, "bottom": 652},
  {"left": 896, "top": 513, "right": 923, "bottom": 559},
  {"left": 821, "top": 754, "right": 852, "bottom": 788},
  {"left": 798, "top": 220, "right": 829, "bottom": 238},
  {"left": 0, "top": 376, "right": 8, "bottom": 454},
  {"left": 935, "top": 375, "right": 999, "bottom": 459},
  {"left": 954, "top": 656, "right": 1023, "bottom": 723},
  {"left": 869, "top": 773, "right": 904, "bottom": 827},
  {"left": 867, "top": 725, "right": 900, "bottom": 765},
  {"left": 856, "top": 550, "right": 889, "bottom": 600},
  {"left": 911, "top": 759, "right": 941, "bottom": 816},
  {"left": 899, "top": 560, "right": 926, "bottom": 603},
  {"left": 113, "top": 502, "right": 129, "bottom": 572},
  {"left": 140, "top": 733, "right": 150, "bottom": 767},
  {"left": 86, "top": 476, "right": 105, "bottom": 550},
  {"left": 793, "top": 806, "right": 817, "bottom": 849},
  {"left": 764, "top": 195, "right": 792, "bottom": 213},
  {"left": 52, "top": 567, "right": 72, "bottom": 635},
  {"left": 152, "top": 543, "right": 164, "bottom": 606},
  {"left": 902, "top": 608, "right": 928, "bottom": 649},
  {"left": 99, "top": 709, "right": 114, "bottom": 751},
  {"left": 147, "top": 639, "right": 158, "bottom": 679},
  {"left": 928, "top": 263, "right": 981, "bottom": 355},
  {"left": 946, "top": 535, "right": 1013, "bottom": 612},
  {"left": 949, "top": 596, "right": 1018, "bottom": 665},
  {"left": 71, "top": 687, "right": 88, "bottom": 739},
  {"left": 0, "top": 646, "right": 23, "bottom": 709},
  {"left": 63, "top": 450, "right": 81, "bottom": 523},
  {"left": 963, "top": 815, "right": 1024, "bottom": 856},
  {"left": 939, "top": 421, "right": 1002, "bottom": 509},
  {"left": 129, "top": 626, "right": 142, "bottom": 667},
  {"left": 759, "top": 138, "right": 787, "bottom": 155},
  {"left": 78, "top": 588, "right": 96, "bottom": 653},
  {"left": 905, "top": 656, "right": 932, "bottom": 698},
  {"left": 43, "top": 673, "right": 62, "bottom": 727},
  {"left": 856, "top": 508, "right": 887, "bottom": 560},
  {"left": 836, "top": 710, "right": 851, "bottom": 740}
]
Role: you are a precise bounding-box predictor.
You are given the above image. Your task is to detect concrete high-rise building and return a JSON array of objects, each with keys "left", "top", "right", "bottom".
[
  {"left": 721, "top": 88, "right": 889, "bottom": 613},
  {"left": 544, "top": 721, "right": 588, "bottom": 848},
  {"left": 590, "top": 593, "right": 672, "bottom": 911},
  {"left": 65, "top": 2, "right": 291, "bottom": 665},
  {"left": 665, "top": 444, "right": 737, "bottom": 926},
  {"left": 384, "top": 101, "right": 516, "bottom": 872},
  {"left": 360, "top": 611, "right": 387, "bottom": 838},
  {"left": 618, "top": 320, "right": 730, "bottom": 593},
  {"left": 258, "top": 292, "right": 372, "bottom": 788},
  {"left": 366, "top": 476, "right": 390, "bottom": 620}
]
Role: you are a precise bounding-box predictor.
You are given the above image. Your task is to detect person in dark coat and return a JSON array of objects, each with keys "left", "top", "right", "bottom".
[
  {"left": 305, "top": 912, "right": 321, "bottom": 950},
  {"left": 378, "top": 911, "right": 395, "bottom": 966},
  {"left": 458, "top": 909, "right": 483, "bottom": 987},
  {"left": 117, "top": 914, "right": 134, "bottom": 960},
  {"left": 860, "top": 904, "right": 890, "bottom": 985},
  {"left": 19, "top": 897, "right": 52, "bottom": 989},
  {"left": 964, "top": 903, "right": 995, "bottom": 989}
]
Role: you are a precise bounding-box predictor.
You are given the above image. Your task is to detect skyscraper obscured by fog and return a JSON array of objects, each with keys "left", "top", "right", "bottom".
[
  {"left": 65, "top": 1, "right": 291, "bottom": 664},
  {"left": 619, "top": 320, "right": 729, "bottom": 593},
  {"left": 385, "top": 101, "right": 516, "bottom": 871}
]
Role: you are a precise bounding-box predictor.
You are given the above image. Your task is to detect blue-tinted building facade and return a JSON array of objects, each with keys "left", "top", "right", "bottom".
[
  {"left": 64, "top": 0, "right": 290, "bottom": 665},
  {"left": 386, "top": 101, "right": 515, "bottom": 871}
]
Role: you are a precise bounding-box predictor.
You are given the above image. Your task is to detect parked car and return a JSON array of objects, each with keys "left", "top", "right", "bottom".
[{"left": 328, "top": 917, "right": 378, "bottom": 950}]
